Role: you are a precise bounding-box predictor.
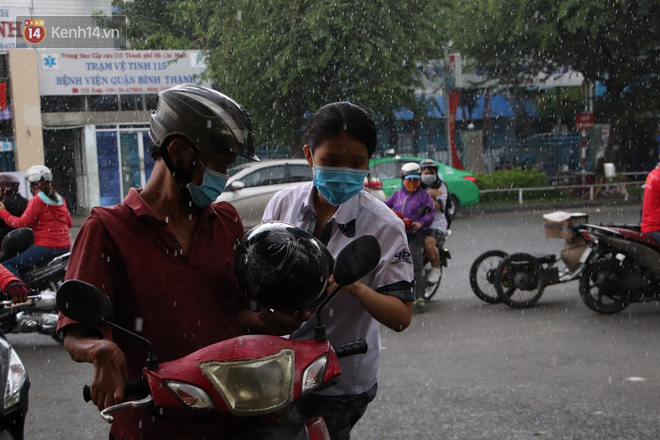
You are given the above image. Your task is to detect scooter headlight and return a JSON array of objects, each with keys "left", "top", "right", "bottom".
[
  {"left": 1, "top": 338, "right": 27, "bottom": 410},
  {"left": 200, "top": 349, "right": 294, "bottom": 416}
]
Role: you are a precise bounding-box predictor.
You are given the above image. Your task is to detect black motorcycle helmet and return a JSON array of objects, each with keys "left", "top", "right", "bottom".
[
  {"left": 419, "top": 159, "right": 439, "bottom": 172},
  {"left": 149, "top": 84, "right": 259, "bottom": 162},
  {"left": 0, "top": 174, "right": 20, "bottom": 195},
  {"left": 235, "top": 222, "right": 334, "bottom": 310}
]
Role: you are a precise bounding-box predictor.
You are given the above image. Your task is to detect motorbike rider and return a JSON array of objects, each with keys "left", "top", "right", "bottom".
[
  {"left": 641, "top": 164, "right": 660, "bottom": 243},
  {"left": 0, "top": 165, "right": 72, "bottom": 279},
  {"left": 262, "top": 102, "right": 413, "bottom": 440},
  {"left": 57, "top": 84, "right": 306, "bottom": 439},
  {"left": 419, "top": 159, "right": 449, "bottom": 284},
  {"left": 0, "top": 174, "right": 28, "bottom": 242},
  {"left": 384, "top": 162, "right": 435, "bottom": 310}
]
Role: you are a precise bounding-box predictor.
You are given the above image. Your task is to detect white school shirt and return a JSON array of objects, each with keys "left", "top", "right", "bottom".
[{"left": 262, "top": 182, "right": 414, "bottom": 396}]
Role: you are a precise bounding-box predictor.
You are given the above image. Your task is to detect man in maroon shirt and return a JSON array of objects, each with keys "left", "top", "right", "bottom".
[{"left": 57, "top": 85, "right": 306, "bottom": 439}]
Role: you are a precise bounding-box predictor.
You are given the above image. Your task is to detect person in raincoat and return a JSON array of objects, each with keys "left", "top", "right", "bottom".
[{"left": 383, "top": 162, "right": 435, "bottom": 310}]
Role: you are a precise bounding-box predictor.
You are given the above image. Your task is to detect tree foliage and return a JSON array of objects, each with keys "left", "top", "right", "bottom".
[
  {"left": 117, "top": 0, "right": 448, "bottom": 152},
  {"left": 450, "top": 0, "right": 660, "bottom": 168}
]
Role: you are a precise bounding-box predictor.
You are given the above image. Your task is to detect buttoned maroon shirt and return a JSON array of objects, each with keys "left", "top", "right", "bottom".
[{"left": 57, "top": 188, "right": 246, "bottom": 380}]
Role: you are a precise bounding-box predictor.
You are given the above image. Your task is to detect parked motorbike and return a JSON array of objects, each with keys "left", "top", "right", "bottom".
[
  {"left": 0, "top": 228, "right": 35, "bottom": 440},
  {"left": 578, "top": 224, "right": 660, "bottom": 313},
  {"left": 56, "top": 233, "right": 381, "bottom": 439},
  {"left": 0, "top": 228, "right": 68, "bottom": 342}
]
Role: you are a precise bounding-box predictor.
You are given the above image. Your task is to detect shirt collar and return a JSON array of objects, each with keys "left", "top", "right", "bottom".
[
  {"left": 298, "top": 185, "right": 359, "bottom": 238},
  {"left": 124, "top": 188, "right": 215, "bottom": 222}
]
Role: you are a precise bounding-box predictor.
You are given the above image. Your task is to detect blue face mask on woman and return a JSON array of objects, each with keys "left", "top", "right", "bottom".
[
  {"left": 312, "top": 165, "right": 369, "bottom": 206},
  {"left": 186, "top": 161, "right": 229, "bottom": 207}
]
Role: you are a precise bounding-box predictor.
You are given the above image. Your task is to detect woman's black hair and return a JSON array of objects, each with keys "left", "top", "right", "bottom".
[{"left": 305, "top": 102, "right": 377, "bottom": 158}]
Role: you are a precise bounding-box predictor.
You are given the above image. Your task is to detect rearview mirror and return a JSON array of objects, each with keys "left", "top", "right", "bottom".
[
  {"left": 333, "top": 235, "right": 381, "bottom": 286},
  {"left": 314, "top": 234, "right": 381, "bottom": 341},
  {"left": 226, "top": 180, "right": 245, "bottom": 192},
  {"left": 0, "top": 228, "right": 34, "bottom": 262},
  {"left": 56, "top": 280, "right": 115, "bottom": 327}
]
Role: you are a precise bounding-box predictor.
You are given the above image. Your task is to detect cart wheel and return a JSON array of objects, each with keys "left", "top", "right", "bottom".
[
  {"left": 469, "top": 250, "right": 510, "bottom": 304},
  {"left": 494, "top": 252, "right": 545, "bottom": 308},
  {"left": 579, "top": 259, "right": 630, "bottom": 314}
]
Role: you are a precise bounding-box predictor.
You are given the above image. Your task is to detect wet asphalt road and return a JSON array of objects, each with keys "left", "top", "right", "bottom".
[{"left": 9, "top": 203, "right": 660, "bottom": 439}]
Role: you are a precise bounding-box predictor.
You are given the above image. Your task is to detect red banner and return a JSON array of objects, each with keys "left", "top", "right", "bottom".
[{"left": 448, "top": 91, "right": 463, "bottom": 170}]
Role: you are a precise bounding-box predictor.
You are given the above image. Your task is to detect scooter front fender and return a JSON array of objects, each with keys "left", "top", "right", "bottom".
[{"left": 204, "top": 416, "right": 330, "bottom": 440}]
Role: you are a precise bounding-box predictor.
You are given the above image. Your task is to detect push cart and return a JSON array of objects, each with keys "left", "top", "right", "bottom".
[{"left": 469, "top": 211, "right": 601, "bottom": 308}]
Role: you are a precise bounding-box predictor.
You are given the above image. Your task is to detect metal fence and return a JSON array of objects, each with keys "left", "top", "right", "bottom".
[{"left": 479, "top": 180, "right": 644, "bottom": 205}]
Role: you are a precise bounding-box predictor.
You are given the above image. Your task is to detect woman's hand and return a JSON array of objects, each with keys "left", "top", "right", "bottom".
[
  {"left": 327, "top": 275, "right": 412, "bottom": 332},
  {"left": 327, "top": 275, "right": 365, "bottom": 299},
  {"left": 0, "top": 202, "right": 5, "bottom": 211},
  {"left": 411, "top": 221, "right": 422, "bottom": 230},
  {"left": 427, "top": 188, "right": 443, "bottom": 198}
]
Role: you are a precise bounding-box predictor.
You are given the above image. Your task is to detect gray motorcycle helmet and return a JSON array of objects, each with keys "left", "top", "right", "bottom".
[{"left": 149, "top": 84, "right": 259, "bottom": 161}]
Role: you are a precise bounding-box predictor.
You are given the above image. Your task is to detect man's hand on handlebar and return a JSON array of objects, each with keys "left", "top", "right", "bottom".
[{"left": 88, "top": 339, "right": 129, "bottom": 412}]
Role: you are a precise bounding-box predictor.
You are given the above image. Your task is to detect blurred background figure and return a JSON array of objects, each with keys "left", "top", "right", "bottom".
[
  {"left": 0, "top": 174, "right": 28, "bottom": 242},
  {"left": 0, "top": 165, "right": 72, "bottom": 279}
]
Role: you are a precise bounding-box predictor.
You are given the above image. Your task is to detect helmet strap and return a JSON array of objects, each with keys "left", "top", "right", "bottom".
[{"left": 160, "top": 147, "right": 195, "bottom": 206}]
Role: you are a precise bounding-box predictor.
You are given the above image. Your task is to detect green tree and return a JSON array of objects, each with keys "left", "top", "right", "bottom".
[
  {"left": 117, "top": 0, "right": 448, "bottom": 153},
  {"left": 451, "top": 0, "right": 660, "bottom": 170}
]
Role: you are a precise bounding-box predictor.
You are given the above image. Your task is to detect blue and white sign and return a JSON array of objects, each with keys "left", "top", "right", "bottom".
[{"left": 37, "top": 49, "right": 208, "bottom": 95}]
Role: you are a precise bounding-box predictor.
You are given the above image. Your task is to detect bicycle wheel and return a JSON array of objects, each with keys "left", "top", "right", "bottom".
[
  {"left": 579, "top": 259, "right": 630, "bottom": 314},
  {"left": 469, "top": 250, "right": 509, "bottom": 304},
  {"left": 423, "top": 262, "right": 441, "bottom": 301},
  {"left": 494, "top": 252, "right": 545, "bottom": 308}
]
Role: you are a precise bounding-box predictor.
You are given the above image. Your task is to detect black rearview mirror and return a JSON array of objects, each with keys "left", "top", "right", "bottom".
[
  {"left": 56, "top": 280, "right": 115, "bottom": 327},
  {"left": 314, "top": 234, "right": 381, "bottom": 341},
  {"left": 0, "top": 227, "right": 34, "bottom": 262},
  {"left": 332, "top": 235, "right": 381, "bottom": 285}
]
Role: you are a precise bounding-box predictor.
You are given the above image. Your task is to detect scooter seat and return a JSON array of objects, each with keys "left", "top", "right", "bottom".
[{"left": 611, "top": 228, "right": 660, "bottom": 249}]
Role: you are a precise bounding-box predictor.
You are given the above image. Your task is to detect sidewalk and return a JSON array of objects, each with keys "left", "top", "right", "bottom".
[{"left": 460, "top": 195, "right": 640, "bottom": 217}]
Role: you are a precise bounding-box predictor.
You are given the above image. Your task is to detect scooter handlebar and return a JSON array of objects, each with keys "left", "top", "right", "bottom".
[
  {"left": 334, "top": 339, "right": 368, "bottom": 358},
  {"left": 83, "top": 377, "right": 148, "bottom": 403}
]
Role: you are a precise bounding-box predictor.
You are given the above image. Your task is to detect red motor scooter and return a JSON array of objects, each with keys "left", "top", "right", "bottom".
[
  {"left": 56, "top": 231, "right": 381, "bottom": 440},
  {"left": 578, "top": 223, "right": 660, "bottom": 313}
]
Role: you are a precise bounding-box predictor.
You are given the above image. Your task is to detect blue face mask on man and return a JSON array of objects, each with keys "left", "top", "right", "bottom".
[
  {"left": 312, "top": 164, "right": 369, "bottom": 206},
  {"left": 186, "top": 160, "right": 229, "bottom": 207}
]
